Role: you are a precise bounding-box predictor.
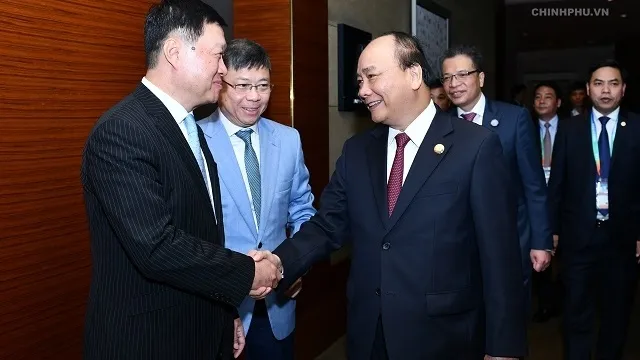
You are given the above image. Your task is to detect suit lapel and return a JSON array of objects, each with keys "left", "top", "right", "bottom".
[
  {"left": 611, "top": 110, "right": 629, "bottom": 172},
  {"left": 257, "top": 120, "right": 280, "bottom": 240},
  {"left": 366, "top": 125, "right": 390, "bottom": 229},
  {"left": 135, "top": 84, "right": 212, "bottom": 210},
  {"left": 482, "top": 99, "right": 498, "bottom": 129},
  {"left": 387, "top": 112, "right": 454, "bottom": 231},
  {"left": 203, "top": 112, "right": 258, "bottom": 239}
]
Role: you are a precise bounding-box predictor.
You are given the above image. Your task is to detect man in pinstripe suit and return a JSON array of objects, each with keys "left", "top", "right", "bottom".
[{"left": 80, "top": 1, "right": 282, "bottom": 359}]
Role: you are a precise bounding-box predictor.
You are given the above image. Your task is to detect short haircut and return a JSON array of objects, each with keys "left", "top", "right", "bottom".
[
  {"left": 587, "top": 59, "right": 628, "bottom": 84},
  {"left": 428, "top": 78, "right": 444, "bottom": 89},
  {"left": 442, "top": 44, "right": 484, "bottom": 72},
  {"left": 533, "top": 81, "right": 562, "bottom": 99},
  {"left": 144, "top": 0, "right": 227, "bottom": 68},
  {"left": 223, "top": 39, "right": 271, "bottom": 72},
  {"left": 379, "top": 31, "right": 432, "bottom": 83}
]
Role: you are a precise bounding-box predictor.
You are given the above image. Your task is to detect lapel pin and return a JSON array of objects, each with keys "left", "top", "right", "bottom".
[
  {"left": 490, "top": 119, "right": 499, "bottom": 127},
  {"left": 621, "top": 121, "right": 626, "bottom": 127},
  {"left": 434, "top": 143, "right": 445, "bottom": 154}
]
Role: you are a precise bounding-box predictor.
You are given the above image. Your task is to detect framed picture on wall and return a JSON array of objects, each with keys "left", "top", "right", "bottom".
[{"left": 411, "top": 0, "right": 450, "bottom": 81}]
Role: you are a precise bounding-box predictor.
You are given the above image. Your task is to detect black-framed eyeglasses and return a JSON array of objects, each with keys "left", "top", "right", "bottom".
[
  {"left": 441, "top": 70, "right": 479, "bottom": 83},
  {"left": 222, "top": 79, "right": 274, "bottom": 94}
]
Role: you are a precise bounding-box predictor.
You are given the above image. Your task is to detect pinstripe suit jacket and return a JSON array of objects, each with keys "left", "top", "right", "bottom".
[{"left": 81, "top": 84, "right": 255, "bottom": 360}]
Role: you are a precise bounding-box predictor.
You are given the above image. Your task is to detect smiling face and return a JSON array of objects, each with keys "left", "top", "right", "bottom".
[
  {"left": 441, "top": 54, "right": 484, "bottom": 112},
  {"left": 587, "top": 66, "right": 625, "bottom": 115},
  {"left": 176, "top": 23, "right": 228, "bottom": 107},
  {"left": 356, "top": 35, "right": 419, "bottom": 128},
  {"left": 219, "top": 66, "right": 271, "bottom": 127}
]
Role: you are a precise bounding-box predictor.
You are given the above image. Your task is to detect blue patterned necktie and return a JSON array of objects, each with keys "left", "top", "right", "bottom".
[
  {"left": 236, "top": 129, "right": 261, "bottom": 228},
  {"left": 183, "top": 114, "right": 209, "bottom": 191}
]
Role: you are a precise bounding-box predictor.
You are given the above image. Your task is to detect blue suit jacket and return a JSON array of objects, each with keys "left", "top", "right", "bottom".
[
  {"left": 481, "top": 99, "right": 553, "bottom": 278},
  {"left": 198, "top": 110, "right": 315, "bottom": 339},
  {"left": 273, "top": 112, "right": 527, "bottom": 359}
]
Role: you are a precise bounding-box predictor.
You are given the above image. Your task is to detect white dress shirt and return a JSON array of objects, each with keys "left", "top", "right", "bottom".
[
  {"left": 387, "top": 100, "right": 437, "bottom": 183},
  {"left": 219, "top": 110, "right": 261, "bottom": 231},
  {"left": 141, "top": 77, "right": 216, "bottom": 218},
  {"left": 457, "top": 93, "right": 486, "bottom": 125}
]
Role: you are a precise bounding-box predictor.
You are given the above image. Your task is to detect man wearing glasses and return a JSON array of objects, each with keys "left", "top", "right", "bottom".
[
  {"left": 198, "top": 38, "right": 315, "bottom": 360},
  {"left": 441, "top": 45, "right": 553, "bottom": 319}
]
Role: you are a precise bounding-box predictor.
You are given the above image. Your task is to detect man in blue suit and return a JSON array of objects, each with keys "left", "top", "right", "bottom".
[
  {"left": 266, "top": 32, "right": 527, "bottom": 360},
  {"left": 441, "top": 45, "right": 553, "bottom": 298},
  {"left": 198, "top": 39, "right": 315, "bottom": 360}
]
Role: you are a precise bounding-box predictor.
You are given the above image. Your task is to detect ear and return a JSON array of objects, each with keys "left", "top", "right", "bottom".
[
  {"left": 478, "top": 72, "right": 485, "bottom": 88},
  {"left": 408, "top": 63, "right": 423, "bottom": 90},
  {"left": 163, "top": 37, "right": 181, "bottom": 69}
]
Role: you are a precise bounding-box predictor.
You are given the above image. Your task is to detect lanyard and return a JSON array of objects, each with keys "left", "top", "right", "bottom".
[{"left": 590, "top": 112, "right": 615, "bottom": 176}]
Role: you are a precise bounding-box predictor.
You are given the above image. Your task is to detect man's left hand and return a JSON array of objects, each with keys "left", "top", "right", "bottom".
[
  {"left": 531, "top": 249, "right": 551, "bottom": 272},
  {"left": 233, "top": 318, "right": 245, "bottom": 358}
]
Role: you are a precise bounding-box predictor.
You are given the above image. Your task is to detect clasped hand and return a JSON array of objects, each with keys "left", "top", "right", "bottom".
[{"left": 249, "top": 250, "right": 283, "bottom": 300}]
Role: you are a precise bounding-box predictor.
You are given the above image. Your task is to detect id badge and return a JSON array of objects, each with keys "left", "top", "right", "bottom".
[
  {"left": 543, "top": 166, "right": 551, "bottom": 184},
  {"left": 596, "top": 179, "right": 609, "bottom": 210}
]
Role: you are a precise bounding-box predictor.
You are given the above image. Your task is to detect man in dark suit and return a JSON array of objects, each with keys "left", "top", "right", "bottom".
[
  {"left": 80, "top": 1, "right": 281, "bottom": 359},
  {"left": 548, "top": 60, "right": 640, "bottom": 360},
  {"left": 531, "top": 81, "right": 565, "bottom": 322},
  {"left": 441, "top": 45, "right": 553, "bottom": 306},
  {"left": 260, "top": 31, "right": 526, "bottom": 359}
]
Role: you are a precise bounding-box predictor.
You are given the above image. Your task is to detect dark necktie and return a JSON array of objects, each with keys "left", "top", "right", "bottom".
[
  {"left": 387, "top": 133, "right": 410, "bottom": 216},
  {"left": 461, "top": 112, "right": 476, "bottom": 122},
  {"left": 598, "top": 116, "right": 611, "bottom": 180}
]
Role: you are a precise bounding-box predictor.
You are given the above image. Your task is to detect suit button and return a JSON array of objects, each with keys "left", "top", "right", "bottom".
[
  {"left": 382, "top": 242, "right": 390, "bottom": 250},
  {"left": 375, "top": 288, "right": 381, "bottom": 296}
]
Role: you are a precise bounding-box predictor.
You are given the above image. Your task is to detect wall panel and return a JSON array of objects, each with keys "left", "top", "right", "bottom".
[{"left": 0, "top": 1, "right": 155, "bottom": 358}]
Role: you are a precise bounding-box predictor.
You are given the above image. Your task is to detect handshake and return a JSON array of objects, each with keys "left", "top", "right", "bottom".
[{"left": 248, "top": 250, "right": 302, "bottom": 300}]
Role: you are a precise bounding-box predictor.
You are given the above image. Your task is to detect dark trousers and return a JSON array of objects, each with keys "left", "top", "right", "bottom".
[
  {"left": 371, "top": 316, "right": 389, "bottom": 360},
  {"left": 245, "top": 300, "right": 295, "bottom": 360},
  {"left": 562, "top": 224, "right": 637, "bottom": 360}
]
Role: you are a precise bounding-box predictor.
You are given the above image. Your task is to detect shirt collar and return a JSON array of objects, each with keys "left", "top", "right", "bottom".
[
  {"left": 457, "top": 93, "right": 486, "bottom": 118},
  {"left": 218, "top": 109, "right": 259, "bottom": 137},
  {"left": 539, "top": 115, "right": 559, "bottom": 128},
  {"left": 592, "top": 106, "right": 620, "bottom": 122},
  {"left": 141, "top": 77, "right": 191, "bottom": 124},
  {"left": 388, "top": 100, "right": 437, "bottom": 148}
]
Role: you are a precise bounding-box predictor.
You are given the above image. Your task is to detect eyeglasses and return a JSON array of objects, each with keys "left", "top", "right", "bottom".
[
  {"left": 222, "top": 79, "right": 274, "bottom": 94},
  {"left": 441, "top": 70, "right": 479, "bottom": 83}
]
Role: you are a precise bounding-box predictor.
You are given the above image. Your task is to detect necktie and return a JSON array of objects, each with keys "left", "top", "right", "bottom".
[
  {"left": 184, "top": 113, "right": 209, "bottom": 190},
  {"left": 236, "top": 129, "right": 261, "bottom": 228},
  {"left": 461, "top": 112, "right": 476, "bottom": 122},
  {"left": 387, "top": 133, "right": 410, "bottom": 216},
  {"left": 542, "top": 122, "right": 552, "bottom": 167},
  {"left": 598, "top": 116, "right": 611, "bottom": 180}
]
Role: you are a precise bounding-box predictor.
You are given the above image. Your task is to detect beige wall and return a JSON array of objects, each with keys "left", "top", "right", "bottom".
[
  {"left": 327, "top": 0, "right": 412, "bottom": 175},
  {"left": 327, "top": 0, "right": 497, "bottom": 173}
]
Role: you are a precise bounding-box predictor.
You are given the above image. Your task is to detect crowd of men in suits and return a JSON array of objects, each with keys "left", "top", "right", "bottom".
[{"left": 79, "top": 0, "right": 639, "bottom": 359}]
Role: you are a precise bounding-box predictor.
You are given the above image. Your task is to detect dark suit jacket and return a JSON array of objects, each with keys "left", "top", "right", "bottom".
[
  {"left": 81, "top": 84, "right": 255, "bottom": 360},
  {"left": 548, "top": 110, "right": 640, "bottom": 251},
  {"left": 481, "top": 100, "right": 553, "bottom": 279},
  {"left": 274, "top": 111, "right": 527, "bottom": 359}
]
